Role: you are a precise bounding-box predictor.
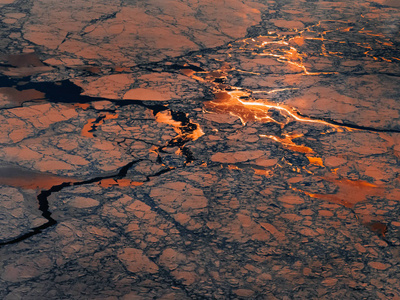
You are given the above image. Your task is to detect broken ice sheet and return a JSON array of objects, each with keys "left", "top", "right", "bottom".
[{"left": 1, "top": 0, "right": 400, "bottom": 298}]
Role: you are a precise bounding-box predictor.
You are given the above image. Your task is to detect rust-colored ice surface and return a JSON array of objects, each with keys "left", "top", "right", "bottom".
[
  {"left": 1, "top": 0, "right": 400, "bottom": 299},
  {"left": 0, "top": 165, "right": 77, "bottom": 190}
]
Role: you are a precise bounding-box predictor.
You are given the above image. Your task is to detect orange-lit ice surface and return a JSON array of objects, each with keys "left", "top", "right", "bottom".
[{"left": 1, "top": 0, "right": 400, "bottom": 298}]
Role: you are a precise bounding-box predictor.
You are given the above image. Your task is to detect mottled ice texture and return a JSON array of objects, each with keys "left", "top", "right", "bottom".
[{"left": 0, "top": 0, "right": 400, "bottom": 298}]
